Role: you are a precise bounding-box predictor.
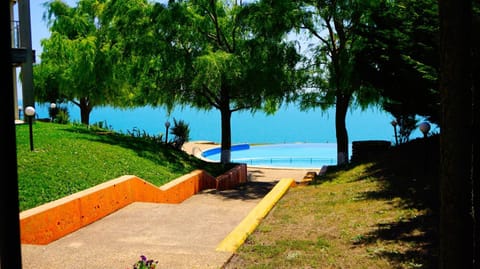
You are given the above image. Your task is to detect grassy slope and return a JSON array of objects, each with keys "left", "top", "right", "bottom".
[
  {"left": 16, "top": 122, "right": 231, "bottom": 211},
  {"left": 226, "top": 136, "right": 439, "bottom": 268}
]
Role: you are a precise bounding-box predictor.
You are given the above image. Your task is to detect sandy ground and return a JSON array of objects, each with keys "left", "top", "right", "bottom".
[{"left": 182, "top": 141, "right": 320, "bottom": 183}]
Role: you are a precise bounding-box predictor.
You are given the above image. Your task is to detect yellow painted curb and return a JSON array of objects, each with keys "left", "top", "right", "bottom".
[{"left": 216, "top": 178, "right": 295, "bottom": 252}]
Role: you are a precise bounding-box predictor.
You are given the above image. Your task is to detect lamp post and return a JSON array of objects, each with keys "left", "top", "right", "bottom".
[
  {"left": 419, "top": 121, "right": 431, "bottom": 139},
  {"left": 165, "top": 120, "right": 170, "bottom": 144},
  {"left": 25, "top": 106, "right": 36, "bottom": 151},
  {"left": 50, "top": 102, "right": 56, "bottom": 122},
  {"left": 391, "top": 120, "right": 398, "bottom": 145},
  {"left": 18, "top": 106, "right": 23, "bottom": 119}
]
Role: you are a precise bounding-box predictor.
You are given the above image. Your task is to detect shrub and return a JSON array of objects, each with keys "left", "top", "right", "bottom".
[
  {"left": 126, "top": 127, "right": 164, "bottom": 144},
  {"left": 90, "top": 120, "right": 113, "bottom": 131},
  {"left": 55, "top": 106, "right": 70, "bottom": 124},
  {"left": 170, "top": 118, "right": 190, "bottom": 149}
]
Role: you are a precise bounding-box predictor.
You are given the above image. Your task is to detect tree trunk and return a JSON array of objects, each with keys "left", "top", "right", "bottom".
[
  {"left": 472, "top": 14, "right": 480, "bottom": 266},
  {"left": 438, "top": 0, "right": 474, "bottom": 267},
  {"left": 219, "top": 87, "right": 232, "bottom": 164},
  {"left": 220, "top": 107, "right": 232, "bottom": 164},
  {"left": 79, "top": 97, "right": 92, "bottom": 125},
  {"left": 335, "top": 92, "right": 350, "bottom": 166},
  {"left": 473, "top": 62, "right": 480, "bottom": 268}
]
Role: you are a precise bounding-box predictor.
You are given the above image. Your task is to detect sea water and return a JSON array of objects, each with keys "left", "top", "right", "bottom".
[{"left": 31, "top": 101, "right": 430, "bottom": 144}]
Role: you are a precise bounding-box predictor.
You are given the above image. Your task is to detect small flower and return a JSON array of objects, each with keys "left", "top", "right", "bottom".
[{"left": 132, "top": 255, "right": 158, "bottom": 269}]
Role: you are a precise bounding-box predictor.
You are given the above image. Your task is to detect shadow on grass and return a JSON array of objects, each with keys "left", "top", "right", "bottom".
[
  {"left": 317, "top": 135, "right": 440, "bottom": 268},
  {"left": 353, "top": 212, "right": 438, "bottom": 268},
  {"left": 63, "top": 126, "right": 235, "bottom": 176}
]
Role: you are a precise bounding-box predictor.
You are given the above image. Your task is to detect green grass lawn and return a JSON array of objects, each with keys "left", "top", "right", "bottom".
[
  {"left": 16, "top": 121, "right": 232, "bottom": 211},
  {"left": 225, "top": 136, "right": 440, "bottom": 268}
]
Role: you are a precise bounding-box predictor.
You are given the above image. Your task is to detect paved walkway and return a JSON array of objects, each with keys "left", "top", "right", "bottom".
[
  {"left": 21, "top": 142, "right": 318, "bottom": 269},
  {"left": 21, "top": 182, "right": 275, "bottom": 269}
]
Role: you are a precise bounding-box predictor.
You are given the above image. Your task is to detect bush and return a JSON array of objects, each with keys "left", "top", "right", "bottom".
[
  {"left": 90, "top": 120, "right": 113, "bottom": 131},
  {"left": 126, "top": 127, "right": 164, "bottom": 144},
  {"left": 170, "top": 118, "right": 190, "bottom": 149},
  {"left": 54, "top": 106, "right": 70, "bottom": 124}
]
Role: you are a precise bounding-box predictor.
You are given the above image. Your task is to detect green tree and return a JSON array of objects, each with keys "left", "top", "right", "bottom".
[
  {"left": 355, "top": 0, "right": 440, "bottom": 128},
  {"left": 107, "top": 0, "right": 304, "bottom": 163},
  {"left": 34, "top": 0, "right": 126, "bottom": 125},
  {"left": 293, "top": 0, "right": 380, "bottom": 165}
]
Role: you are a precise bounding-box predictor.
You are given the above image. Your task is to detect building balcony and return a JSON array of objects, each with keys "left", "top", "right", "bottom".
[{"left": 10, "top": 20, "right": 35, "bottom": 66}]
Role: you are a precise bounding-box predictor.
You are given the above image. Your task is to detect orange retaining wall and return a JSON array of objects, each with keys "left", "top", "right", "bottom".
[{"left": 20, "top": 164, "right": 247, "bottom": 245}]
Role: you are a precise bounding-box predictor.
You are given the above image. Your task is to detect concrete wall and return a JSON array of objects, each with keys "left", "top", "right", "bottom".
[{"left": 20, "top": 164, "right": 247, "bottom": 245}]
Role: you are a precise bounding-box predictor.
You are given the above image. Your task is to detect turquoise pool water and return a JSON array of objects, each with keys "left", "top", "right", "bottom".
[{"left": 202, "top": 143, "right": 352, "bottom": 168}]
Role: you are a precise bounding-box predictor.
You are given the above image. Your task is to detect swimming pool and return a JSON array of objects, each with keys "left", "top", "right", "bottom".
[{"left": 201, "top": 143, "right": 352, "bottom": 168}]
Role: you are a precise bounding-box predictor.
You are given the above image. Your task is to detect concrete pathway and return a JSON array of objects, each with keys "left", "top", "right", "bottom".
[{"left": 21, "top": 182, "right": 275, "bottom": 269}]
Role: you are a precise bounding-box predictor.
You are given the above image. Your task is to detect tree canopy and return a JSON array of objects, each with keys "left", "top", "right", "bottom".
[
  {"left": 289, "top": 0, "right": 382, "bottom": 165},
  {"left": 287, "top": 0, "right": 442, "bottom": 162},
  {"left": 34, "top": 0, "right": 128, "bottom": 124},
  {"left": 105, "top": 0, "right": 305, "bottom": 163},
  {"left": 355, "top": 0, "right": 440, "bottom": 125}
]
